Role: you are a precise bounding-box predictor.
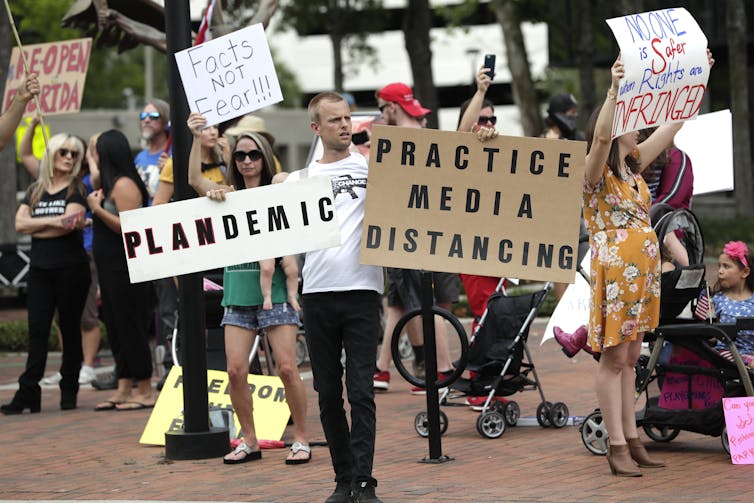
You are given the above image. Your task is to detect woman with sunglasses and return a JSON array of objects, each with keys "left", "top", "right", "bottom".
[
  {"left": 457, "top": 65, "right": 497, "bottom": 133},
  {"left": 153, "top": 121, "right": 225, "bottom": 205},
  {"left": 2, "top": 134, "right": 90, "bottom": 414},
  {"left": 88, "top": 130, "right": 156, "bottom": 411},
  {"left": 187, "top": 112, "right": 309, "bottom": 465}
]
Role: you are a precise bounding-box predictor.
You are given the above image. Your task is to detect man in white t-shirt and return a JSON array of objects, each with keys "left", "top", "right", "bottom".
[{"left": 287, "top": 93, "right": 383, "bottom": 503}]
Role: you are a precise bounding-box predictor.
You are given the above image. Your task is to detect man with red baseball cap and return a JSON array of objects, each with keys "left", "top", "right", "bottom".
[
  {"left": 373, "top": 82, "right": 460, "bottom": 396},
  {"left": 375, "top": 82, "right": 431, "bottom": 126}
]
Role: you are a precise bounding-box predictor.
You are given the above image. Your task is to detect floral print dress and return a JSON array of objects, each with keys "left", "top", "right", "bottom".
[{"left": 583, "top": 165, "right": 661, "bottom": 351}]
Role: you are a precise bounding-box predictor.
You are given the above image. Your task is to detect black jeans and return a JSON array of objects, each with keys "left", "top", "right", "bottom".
[
  {"left": 19, "top": 263, "right": 90, "bottom": 403},
  {"left": 97, "top": 265, "right": 154, "bottom": 380},
  {"left": 302, "top": 290, "right": 381, "bottom": 487}
]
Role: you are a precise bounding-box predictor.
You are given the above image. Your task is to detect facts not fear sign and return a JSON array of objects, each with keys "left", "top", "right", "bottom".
[{"left": 175, "top": 24, "right": 283, "bottom": 127}]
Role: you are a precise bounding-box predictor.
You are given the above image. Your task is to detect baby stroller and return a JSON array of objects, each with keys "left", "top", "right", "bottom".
[
  {"left": 580, "top": 205, "right": 754, "bottom": 455},
  {"left": 438, "top": 280, "right": 570, "bottom": 439}
]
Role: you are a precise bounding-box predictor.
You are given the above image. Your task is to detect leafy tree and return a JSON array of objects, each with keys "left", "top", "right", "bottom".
[
  {"left": 403, "top": 0, "right": 439, "bottom": 129},
  {"left": 277, "top": 0, "right": 386, "bottom": 92},
  {"left": 726, "top": 0, "right": 753, "bottom": 216},
  {"left": 490, "top": 0, "right": 541, "bottom": 136}
]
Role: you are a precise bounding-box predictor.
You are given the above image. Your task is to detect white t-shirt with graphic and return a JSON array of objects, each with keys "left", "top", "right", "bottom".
[{"left": 287, "top": 152, "right": 383, "bottom": 294}]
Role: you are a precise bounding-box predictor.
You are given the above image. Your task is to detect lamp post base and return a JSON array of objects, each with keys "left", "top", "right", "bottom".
[{"left": 165, "top": 427, "right": 230, "bottom": 460}]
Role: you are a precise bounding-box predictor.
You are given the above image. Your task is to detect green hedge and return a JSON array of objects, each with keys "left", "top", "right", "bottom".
[
  {"left": 698, "top": 217, "right": 754, "bottom": 258},
  {"left": 0, "top": 320, "right": 108, "bottom": 352}
]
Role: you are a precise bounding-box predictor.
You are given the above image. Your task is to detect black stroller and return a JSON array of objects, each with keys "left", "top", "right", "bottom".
[
  {"left": 580, "top": 205, "right": 754, "bottom": 455},
  {"left": 437, "top": 281, "right": 570, "bottom": 439}
]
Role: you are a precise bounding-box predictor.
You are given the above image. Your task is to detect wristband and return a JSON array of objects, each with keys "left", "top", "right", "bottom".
[{"left": 606, "top": 89, "right": 618, "bottom": 100}]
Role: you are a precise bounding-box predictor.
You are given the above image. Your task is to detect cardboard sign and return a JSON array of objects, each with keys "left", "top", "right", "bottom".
[
  {"left": 2, "top": 38, "right": 92, "bottom": 116},
  {"left": 674, "top": 109, "right": 734, "bottom": 195},
  {"left": 606, "top": 8, "right": 709, "bottom": 137},
  {"left": 360, "top": 125, "right": 586, "bottom": 283},
  {"left": 140, "top": 366, "right": 291, "bottom": 446},
  {"left": 723, "top": 397, "right": 754, "bottom": 464},
  {"left": 119, "top": 176, "right": 340, "bottom": 283},
  {"left": 175, "top": 24, "right": 283, "bottom": 127}
]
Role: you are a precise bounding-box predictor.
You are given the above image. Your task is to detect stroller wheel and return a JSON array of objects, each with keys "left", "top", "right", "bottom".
[
  {"left": 580, "top": 410, "right": 608, "bottom": 456},
  {"left": 536, "top": 401, "right": 553, "bottom": 427},
  {"left": 503, "top": 401, "right": 520, "bottom": 426},
  {"left": 642, "top": 423, "right": 680, "bottom": 443},
  {"left": 550, "top": 402, "right": 570, "bottom": 428},
  {"left": 414, "top": 411, "right": 448, "bottom": 438},
  {"left": 722, "top": 425, "right": 730, "bottom": 455},
  {"left": 476, "top": 410, "right": 506, "bottom": 439}
]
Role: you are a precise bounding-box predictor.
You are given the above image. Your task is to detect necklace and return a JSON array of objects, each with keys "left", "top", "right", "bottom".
[{"left": 622, "top": 163, "right": 632, "bottom": 179}]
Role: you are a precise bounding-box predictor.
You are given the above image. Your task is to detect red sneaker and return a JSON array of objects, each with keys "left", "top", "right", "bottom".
[
  {"left": 373, "top": 370, "right": 390, "bottom": 391},
  {"left": 410, "top": 372, "right": 450, "bottom": 395},
  {"left": 465, "top": 395, "right": 507, "bottom": 411}
]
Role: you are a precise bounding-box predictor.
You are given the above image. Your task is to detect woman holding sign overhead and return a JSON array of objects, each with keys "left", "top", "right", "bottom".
[
  {"left": 583, "top": 50, "right": 713, "bottom": 477},
  {"left": 187, "top": 112, "right": 310, "bottom": 465},
  {"left": 88, "top": 130, "right": 156, "bottom": 411}
]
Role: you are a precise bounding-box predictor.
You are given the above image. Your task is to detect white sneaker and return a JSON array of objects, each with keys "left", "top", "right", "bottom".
[
  {"left": 79, "top": 365, "right": 96, "bottom": 384},
  {"left": 41, "top": 372, "right": 62, "bottom": 385}
]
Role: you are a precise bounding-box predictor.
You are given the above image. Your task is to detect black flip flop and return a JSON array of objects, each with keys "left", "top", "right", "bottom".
[{"left": 94, "top": 400, "right": 122, "bottom": 411}]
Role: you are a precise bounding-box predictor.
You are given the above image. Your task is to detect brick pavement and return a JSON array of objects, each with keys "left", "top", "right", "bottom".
[{"left": 1, "top": 318, "right": 753, "bottom": 502}]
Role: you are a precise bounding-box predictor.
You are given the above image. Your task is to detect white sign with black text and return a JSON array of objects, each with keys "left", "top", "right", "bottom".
[
  {"left": 174, "top": 23, "right": 283, "bottom": 127},
  {"left": 119, "top": 177, "right": 341, "bottom": 283}
]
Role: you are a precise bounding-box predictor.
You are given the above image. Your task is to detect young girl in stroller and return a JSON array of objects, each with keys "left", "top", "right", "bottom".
[{"left": 710, "top": 241, "right": 754, "bottom": 366}]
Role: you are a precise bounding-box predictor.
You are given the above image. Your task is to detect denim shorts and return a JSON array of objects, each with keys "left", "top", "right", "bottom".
[{"left": 221, "top": 303, "right": 302, "bottom": 330}]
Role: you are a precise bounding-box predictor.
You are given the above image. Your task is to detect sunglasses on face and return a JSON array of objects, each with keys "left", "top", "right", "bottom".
[
  {"left": 139, "top": 111, "right": 161, "bottom": 120},
  {"left": 58, "top": 148, "right": 79, "bottom": 159},
  {"left": 378, "top": 103, "right": 391, "bottom": 112},
  {"left": 233, "top": 149, "right": 263, "bottom": 162},
  {"left": 477, "top": 115, "right": 497, "bottom": 126}
]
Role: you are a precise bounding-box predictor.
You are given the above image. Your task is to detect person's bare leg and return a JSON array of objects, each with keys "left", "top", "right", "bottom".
[
  {"left": 435, "top": 302, "right": 457, "bottom": 372},
  {"left": 128, "top": 378, "right": 155, "bottom": 406},
  {"left": 553, "top": 282, "right": 567, "bottom": 301},
  {"left": 81, "top": 324, "right": 101, "bottom": 368},
  {"left": 279, "top": 256, "right": 301, "bottom": 311},
  {"left": 376, "top": 306, "right": 403, "bottom": 371},
  {"left": 266, "top": 324, "right": 309, "bottom": 461},
  {"left": 621, "top": 338, "right": 643, "bottom": 440},
  {"left": 224, "top": 325, "right": 260, "bottom": 460},
  {"left": 596, "top": 342, "right": 630, "bottom": 446},
  {"left": 259, "top": 259, "right": 275, "bottom": 310}
]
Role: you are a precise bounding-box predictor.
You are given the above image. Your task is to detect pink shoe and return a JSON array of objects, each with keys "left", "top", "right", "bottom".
[{"left": 553, "top": 326, "right": 594, "bottom": 358}]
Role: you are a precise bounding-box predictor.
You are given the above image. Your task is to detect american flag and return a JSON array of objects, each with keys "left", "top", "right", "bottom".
[
  {"left": 694, "top": 285, "right": 712, "bottom": 322},
  {"left": 195, "top": 0, "right": 218, "bottom": 46}
]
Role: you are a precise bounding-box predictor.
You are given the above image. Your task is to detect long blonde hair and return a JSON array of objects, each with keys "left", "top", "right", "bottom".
[{"left": 28, "top": 133, "right": 85, "bottom": 208}]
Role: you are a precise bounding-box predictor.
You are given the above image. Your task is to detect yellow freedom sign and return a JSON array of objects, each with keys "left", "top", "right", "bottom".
[{"left": 140, "top": 366, "right": 291, "bottom": 445}]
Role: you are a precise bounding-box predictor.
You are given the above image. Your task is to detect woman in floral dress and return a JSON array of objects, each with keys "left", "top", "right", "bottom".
[{"left": 583, "top": 51, "right": 713, "bottom": 477}]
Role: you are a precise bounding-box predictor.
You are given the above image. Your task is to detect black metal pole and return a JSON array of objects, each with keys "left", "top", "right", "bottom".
[
  {"left": 419, "top": 271, "right": 452, "bottom": 463},
  {"left": 164, "top": 0, "right": 228, "bottom": 459}
]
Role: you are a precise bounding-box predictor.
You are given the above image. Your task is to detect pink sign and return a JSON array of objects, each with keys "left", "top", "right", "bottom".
[
  {"left": 723, "top": 397, "right": 754, "bottom": 464},
  {"left": 658, "top": 346, "right": 723, "bottom": 410},
  {"left": 2, "top": 38, "right": 92, "bottom": 116}
]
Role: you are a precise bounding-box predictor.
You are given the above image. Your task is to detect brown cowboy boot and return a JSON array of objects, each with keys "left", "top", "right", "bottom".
[
  {"left": 607, "top": 442, "right": 642, "bottom": 477},
  {"left": 627, "top": 437, "right": 665, "bottom": 468}
]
